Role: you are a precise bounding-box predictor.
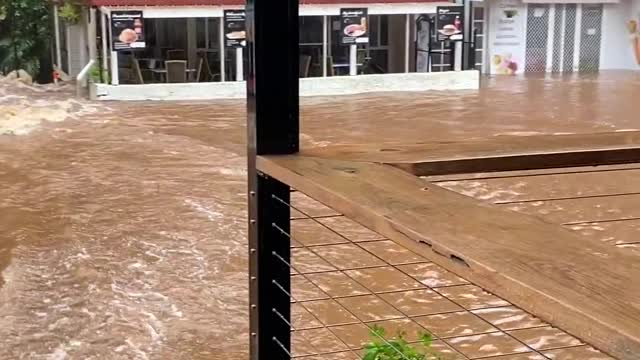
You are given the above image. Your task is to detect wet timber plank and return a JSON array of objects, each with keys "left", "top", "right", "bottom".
[
  {"left": 500, "top": 193, "right": 640, "bottom": 224},
  {"left": 258, "top": 155, "right": 640, "bottom": 360},
  {"left": 435, "top": 168, "right": 640, "bottom": 203},
  {"left": 424, "top": 163, "right": 640, "bottom": 183},
  {"left": 567, "top": 219, "right": 640, "bottom": 245},
  {"left": 302, "top": 131, "right": 640, "bottom": 176}
]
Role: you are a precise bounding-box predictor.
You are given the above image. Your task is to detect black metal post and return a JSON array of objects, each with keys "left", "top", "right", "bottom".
[{"left": 246, "top": 0, "right": 299, "bottom": 358}]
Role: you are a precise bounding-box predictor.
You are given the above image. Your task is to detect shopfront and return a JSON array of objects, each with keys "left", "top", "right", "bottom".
[
  {"left": 478, "top": 0, "right": 640, "bottom": 74},
  {"left": 87, "top": 0, "right": 481, "bottom": 85}
]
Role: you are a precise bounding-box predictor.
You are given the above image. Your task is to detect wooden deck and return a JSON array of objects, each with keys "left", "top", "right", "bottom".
[{"left": 258, "top": 132, "right": 640, "bottom": 360}]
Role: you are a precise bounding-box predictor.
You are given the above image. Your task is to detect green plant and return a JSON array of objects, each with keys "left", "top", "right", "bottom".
[
  {"left": 58, "top": 2, "right": 80, "bottom": 24},
  {"left": 0, "top": 0, "right": 51, "bottom": 78},
  {"left": 363, "top": 325, "right": 442, "bottom": 360},
  {"left": 88, "top": 64, "right": 109, "bottom": 83}
]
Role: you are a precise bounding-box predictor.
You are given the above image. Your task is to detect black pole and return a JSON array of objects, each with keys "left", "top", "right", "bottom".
[{"left": 246, "top": 0, "right": 299, "bottom": 358}]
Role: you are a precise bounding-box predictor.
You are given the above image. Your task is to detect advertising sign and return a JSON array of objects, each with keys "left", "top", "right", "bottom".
[
  {"left": 488, "top": 0, "right": 526, "bottom": 74},
  {"left": 111, "top": 11, "right": 145, "bottom": 51},
  {"left": 340, "top": 8, "right": 369, "bottom": 45},
  {"left": 436, "top": 6, "right": 464, "bottom": 42},
  {"left": 224, "top": 10, "right": 246, "bottom": 48}
]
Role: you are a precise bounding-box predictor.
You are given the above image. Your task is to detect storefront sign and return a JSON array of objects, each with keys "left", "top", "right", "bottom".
[
  {"left": 111, "top": 11, "right": 145, "bottom": 51},
  {"left": 224, "top": 10, "right": 246, "bottom": 48},
  {"left": 488, "top": 0, "right": 526, "bottom": 74},
  {"left": 436, "top": 6, "right": 464, "bottom": 42},
  {"left": 340, "top": 8, "right": 369, "bottom": 45}
]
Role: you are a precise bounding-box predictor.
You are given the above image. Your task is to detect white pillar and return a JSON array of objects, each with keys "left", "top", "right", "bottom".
[
  {"left": 405, "top": 14, "right": 410, "bottom": 73},
  {"left": 219, "top": 19, "right": 226, "bottom": 82},
  {"left": 546, "top": 5, "right": 556, "bottom": 72},
  {"left": 349, "top": 44, "right": 357, "bottom": 76},
  {"left": 88, "top": 8, "right": 97, "bottom": 61},
  {"left": 322, "top": 15, "right": 328, "bottom": 77},
  {"left": 454, "top": 41, "right": 463, "bottom": 71},
  {"left": 573, "top": 4, "right": 582, "bottom": 72},
  {"left": 559, "top": 5, "right": 567, "bottom": 72},
  {"left": 236, "top": 47, "right": 243, "bottom": 81},
  {"left": 107, "top": 13, "right": 119, "bottom": 85},
  {"left": 54, "top": 4, "right": 62, "bottom": 71}
]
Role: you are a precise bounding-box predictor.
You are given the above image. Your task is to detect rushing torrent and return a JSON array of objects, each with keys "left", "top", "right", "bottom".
[{"left": 0, "top": 71, "right": 638, "bottom": 359}]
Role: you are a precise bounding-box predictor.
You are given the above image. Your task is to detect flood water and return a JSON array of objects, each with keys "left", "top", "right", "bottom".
[{"left": 0, "top": 71, "right": 638, "bottom": 359}]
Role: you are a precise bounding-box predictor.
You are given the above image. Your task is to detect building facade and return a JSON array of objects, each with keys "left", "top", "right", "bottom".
[{"left": 58, "top": 0, "right": 640, "bottom": 84}]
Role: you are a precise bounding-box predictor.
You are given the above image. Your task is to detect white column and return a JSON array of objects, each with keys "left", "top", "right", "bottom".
[
  {"left": 454, "top": 41, "right": 463, "bottom": 71},
  {"left": 322, "top": 15, "right": 328, "bottom": 77},
  {"left": 107, "top": 13, "right": 119, "bottom": 85},
  {"left": 349, "top": 44, "right": 357, "bottom": 76},
  {"left": 88, "top": 8, "right": 97, "bottom": 61},
  {"left": 54, "top": 4, "right": 62, "bottom": 71},
  {"left": 219, "top": 19, "right": 226, "bottom": 82},
  {"left": 546, "top": 5, "right": 556, "bottom": 72},
  {"left": 236, "top": 48, "right": 243, "bottom": 81},
  {"left": 573, "top": 4, "right": 582, "bottom": 72},
  {"left": 404, "top": 14, "right": 410, "bottom": 73}
]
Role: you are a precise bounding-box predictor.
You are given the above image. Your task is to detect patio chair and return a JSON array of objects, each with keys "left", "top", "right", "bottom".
[
  {"left": 299, "top": 55, "right": 312, "bottom": 78},
  {"left": 196, "top": 53, "right": 221, "bottom": 82},
  {"left": 167, "top": 49, "right": 186, "bottom": 61},
  {"left": 131, "top": 57, "right": 145, "bottom": 84},
  {"left": 166, "top": 60, "right": 187, "bottom": 83}
]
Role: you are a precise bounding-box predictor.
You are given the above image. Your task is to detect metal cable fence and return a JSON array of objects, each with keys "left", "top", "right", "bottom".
[{"left": 261, "top": 189, "right": 579, "bottom": 360}]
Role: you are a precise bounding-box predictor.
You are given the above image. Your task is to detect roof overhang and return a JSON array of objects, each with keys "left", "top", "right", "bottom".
[{"left": 100, "top": 2, "right": 453, "bottom": 17}]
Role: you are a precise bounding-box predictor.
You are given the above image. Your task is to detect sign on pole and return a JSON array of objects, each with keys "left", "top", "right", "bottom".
[
  {"left": 436, "top": 6, "right": 465, "bottom": 42},
  {"left": 224, "top": 10, "right": 247, "bottom": 48},
  {"left": 111, "top": 11, "right": 146, "bottom": 51},
  {"left": 340, "top": 8, "right": 369, "bottom": 45}
]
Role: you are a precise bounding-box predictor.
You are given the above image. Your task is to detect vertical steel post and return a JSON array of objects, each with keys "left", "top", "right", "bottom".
[{"left": 246, "top": 0, "right": 299, "bottom": 357}]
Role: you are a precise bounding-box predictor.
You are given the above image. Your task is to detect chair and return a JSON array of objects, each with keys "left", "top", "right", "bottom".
[
  {"left": 196, "top": 52, "right": 221, "bottom": 82},
  {"left": 166, "top": 60, "right": 187, "bottom": 83},
  {"left": 167, "top": 49, "right": 186, "bottom": 61},
  {"left": 131, "top": 56, "right": 145, "bottom": 84},
  {"left": 299, "top": 55, "right": 312, "bottom": 78}
]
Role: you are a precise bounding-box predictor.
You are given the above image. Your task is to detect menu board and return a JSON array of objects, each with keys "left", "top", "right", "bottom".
[
  {"left": 489, "top": 0, "right": 526, "bottom": 74},
  {"left": 436, "top": 6, "right": 464, "bottom": 42},
  {"left": 224, "top": 10, "right": 246, "bottom": 48},
  {"left": 340, "top": 8, "right": 369, "bottom": 45},
  {"left": 111, "top": 11, "right": 146, "bottom": 51}
]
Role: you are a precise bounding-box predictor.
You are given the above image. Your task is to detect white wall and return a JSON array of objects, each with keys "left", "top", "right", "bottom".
[
  {"left": 487, "top": 0, "right": 527, "bottom": 74},
  {"left": 91, "top": 71, "right": 480, "bottom": 101},
  {"left": 600, "top": 1, "right": 638, "bottom": 69}
]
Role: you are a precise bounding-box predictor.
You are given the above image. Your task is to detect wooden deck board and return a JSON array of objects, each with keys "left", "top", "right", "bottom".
[
  {"left": 303, "top": 131, "right": 640, "bottom": 176},
  {"left": 258, "top": 154, "right": 640, "bottom": 360},
  {"left": 434, "top": 168, "right": 640, "bottom": 203}
]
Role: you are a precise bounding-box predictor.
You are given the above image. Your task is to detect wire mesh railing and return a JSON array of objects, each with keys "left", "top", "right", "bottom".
[{"left": 264, "top": 190, "right": 562, "bottom": 360}]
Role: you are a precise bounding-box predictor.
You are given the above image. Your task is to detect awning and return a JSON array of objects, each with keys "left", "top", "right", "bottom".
[
  {"left": 100, "top": 2, "right": 453, "bottom": 17},
  {"left": 91, "top": 0, "right": 444, "bottom": 6}
]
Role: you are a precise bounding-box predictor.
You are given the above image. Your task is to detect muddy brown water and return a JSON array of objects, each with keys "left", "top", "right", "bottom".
[{"left": 0, "top": 71, "right": 638, "bottom": 359}]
